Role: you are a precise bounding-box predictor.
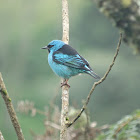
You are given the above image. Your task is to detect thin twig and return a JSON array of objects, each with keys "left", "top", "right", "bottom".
[
  {"left": 45, "top": 121, "right": 61, "bottom": 130},
  {"left": 0, "top": 73, "right": 25, "bottom": 140},
  {"left": 67, "top": 33, "right": 122, "bottom": 127},
  {"left": 60, "top": 0, "right": 70, "bottom": 139}
]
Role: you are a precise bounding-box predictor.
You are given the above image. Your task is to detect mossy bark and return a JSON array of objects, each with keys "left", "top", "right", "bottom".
[
  {"left": 0, "top": 73, "right": 25, "bottom": 140},
  {"left": 96, "top": 0, "right": 140, "bottom": 54}
]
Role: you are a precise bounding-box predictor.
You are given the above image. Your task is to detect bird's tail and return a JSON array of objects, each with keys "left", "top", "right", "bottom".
[{"left": 86, "top": 70, "right": 100, "bottom": 79}]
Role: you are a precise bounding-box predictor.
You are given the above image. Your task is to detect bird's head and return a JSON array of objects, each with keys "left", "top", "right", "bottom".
[{"left": 42, "top": 40, "right": 65, "bottom": 53}]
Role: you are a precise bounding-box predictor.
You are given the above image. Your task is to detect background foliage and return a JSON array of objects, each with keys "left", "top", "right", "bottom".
[
  {"left": 96, "top": 110, "right": 140, "bottom": 140},
  {"left": 0, "top": 0, "right": 140, "bottom": 139}
]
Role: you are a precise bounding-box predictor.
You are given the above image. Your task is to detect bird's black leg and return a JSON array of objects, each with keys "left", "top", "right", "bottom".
[{"left": 61, "top": 79, "right": 70, "bottom": 88}]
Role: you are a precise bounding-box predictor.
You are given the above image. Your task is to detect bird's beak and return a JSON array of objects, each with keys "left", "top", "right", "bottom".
[{"left": 41, "top": 46, "right": 48, "bottom": 49}]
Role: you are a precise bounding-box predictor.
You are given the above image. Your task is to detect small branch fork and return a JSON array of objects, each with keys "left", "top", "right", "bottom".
[
  {"left": 0, "top": 73, "right": 25, "bottom": 140},
  {"left": 67, "top": 33, "right": 122, "bottom": 128}
]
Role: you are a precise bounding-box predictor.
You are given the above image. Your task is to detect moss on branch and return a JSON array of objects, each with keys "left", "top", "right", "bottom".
[{"left": 96, "top": 0, "right": 140, "bottom": 54}]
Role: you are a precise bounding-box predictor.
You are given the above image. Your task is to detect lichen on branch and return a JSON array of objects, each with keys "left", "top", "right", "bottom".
[{"left": 0, "top": 73, "right": 25, "bottom": 140}]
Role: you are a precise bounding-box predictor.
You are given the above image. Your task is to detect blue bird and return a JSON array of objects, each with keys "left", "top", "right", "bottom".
[{"left": 42, "top": 40, "right": 100, "bottom": 86}]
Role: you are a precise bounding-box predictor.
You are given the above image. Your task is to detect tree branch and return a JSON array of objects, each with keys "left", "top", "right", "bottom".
[
  {"left": 62, "top": 0, "right": 69, "bottom": 44},
  {"left": 96, "top": 0, "right": 140, "bottom": 54},
  {"left": 67, "top": 33, "right": 122, "bottom": 127},
  {"left": 0, "top": 73, "right": 25, "bottom": 140},
  {"left": 60, "top": 0, "right": 70, "bottom": 140}
]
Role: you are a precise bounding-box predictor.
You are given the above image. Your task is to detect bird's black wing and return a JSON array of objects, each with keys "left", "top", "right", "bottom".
[
  {"left": 56, "top": 44, "right": 78, "bottom": 55},
  {"left": 52, "top": 44, "right": 92, "bottom": 71}
]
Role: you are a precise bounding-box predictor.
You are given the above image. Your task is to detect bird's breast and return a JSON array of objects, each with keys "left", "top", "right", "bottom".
[
  {"left": 48, "top": 53, "right": 53, "bottom": 65},
  {"left": 47, "top": 52, "right": 84, "bottom": 79}
]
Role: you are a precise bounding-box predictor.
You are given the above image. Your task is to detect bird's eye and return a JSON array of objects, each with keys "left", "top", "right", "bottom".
[{"left": 48, "top": 45, "right": 54, "bottom": 48}]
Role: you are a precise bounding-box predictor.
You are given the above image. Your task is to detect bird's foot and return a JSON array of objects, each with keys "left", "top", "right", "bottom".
[{"left": 61, "top": 79, "right": 70, "bottom": 88}]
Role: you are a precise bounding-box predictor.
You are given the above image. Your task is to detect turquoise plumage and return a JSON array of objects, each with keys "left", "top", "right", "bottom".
[{"left": 42, "top": 40, "right": 100, "bottom": 86}]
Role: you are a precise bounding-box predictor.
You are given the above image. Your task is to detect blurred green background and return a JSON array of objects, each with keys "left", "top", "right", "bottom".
[{"left": 0, "top": 0, "right": 140, "bottom": 139}]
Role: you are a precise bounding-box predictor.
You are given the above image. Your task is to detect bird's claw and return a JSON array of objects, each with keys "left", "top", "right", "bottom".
[{"left": 61, "top": 81, "right": 70, "bottom": 88}]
